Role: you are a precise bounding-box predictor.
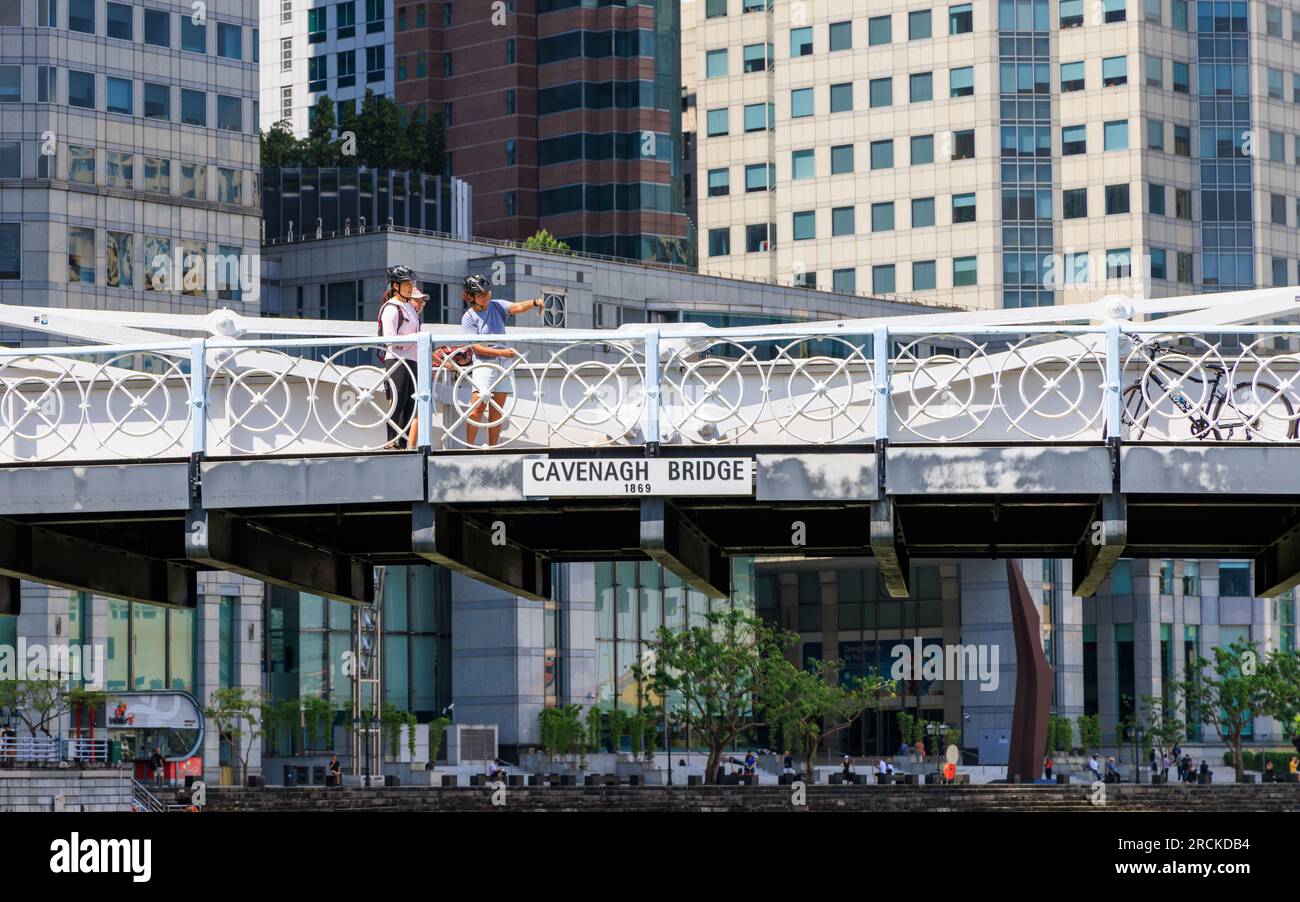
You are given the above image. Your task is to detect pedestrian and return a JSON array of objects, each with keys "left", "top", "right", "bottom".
[
  {"left": 898, "top": 739, "right": 909, "bottom": 757},
  {"left": 1198, "top": 760, "right": 1210, "bottom": 784},
  {"left": 1289, "top": 755, "right": 1298, "bottom": 776},
  {"left": 743, "top": 751, "right": 756, "bottom": 776},
  {"left": 841, "top": 754, "right": 853, "bottom": 782},
  {"left": 150, "top": 747, "right": 165, "bottom": 788},
  {"left": 1044, "top": 754, "right": 1054, "bottom": 781},
  {"left": 459, "top": 274, "right": 546, "bottom": 447},
  {"left": 1088, "top": 753, "right": 1102, "bottom": 782},
  {"left": 914, "top": 738, "right": 925, "bottom": 765},
  {"left": 0, "top": 724, "right": 12, "bottom": 768},
  {"left": 377, "top": 265, "right": 427, "bottom": 449},
  {"left": 1264, "top": 760, "right": 1275, "bottom": 783},
  {"left": 875, "top": 757, "right": 887, "bottom": 784},
  {"left": 1148, "top": 746, "right": 1158, "bottom": 780},
  {"left": 1161, "top": 753, "right": 1171, "bottom": 782},
  {"left": 1106, "top": 756, "right": 1120, "bottom": 783},
  {"left": 1181, "top": 754, "right": 1194, "bottom": 783},
  {"left": 487, "top": 757, "right": 507, "bottom": 783},
  {"left": 782, "top": 751, "right": 794, "bottom": 776},
  {"left": 327, "top": 754, "right": 342, "bottom": 786}
]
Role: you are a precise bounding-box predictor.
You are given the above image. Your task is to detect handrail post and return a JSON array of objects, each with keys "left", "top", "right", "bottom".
[
  {"left": 189, "top": 338, "right": 207, "bottom": 456},
  {"left": 873, "top": 325, "right": 890, "bottom": 444},
  {"left": 415, "top": 332, "right": 433, "bottom": 450},
  {"left": 1104, "top": 323, "right": 1122, "bottom": 444},
  {"left": 643, "top": 328, "right": 661, "bottom": 453}
]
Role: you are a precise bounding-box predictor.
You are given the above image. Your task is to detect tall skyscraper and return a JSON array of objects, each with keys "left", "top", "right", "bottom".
[
  {"left": 258, "top": 0, "right": 395, "bottom": 135},
  {"left": 684, "top": 0, "right": 1300, "bottom": 309},
  {"left": 393, "top": 0, "right": 690, "bottom": 261},
  {"left": 0, "top": 0, "right": 262, "bottom": 333}
]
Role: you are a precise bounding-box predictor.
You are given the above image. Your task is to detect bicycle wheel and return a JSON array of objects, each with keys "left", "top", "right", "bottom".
[
  {"left": 1118, "top": 383, "right": 1147, "bottom": 440},
  {"left": 1210, "top": 382, "right": 1298, "bottom": 441}
]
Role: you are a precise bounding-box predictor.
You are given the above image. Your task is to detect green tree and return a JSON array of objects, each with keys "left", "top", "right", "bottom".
[
  {"left": 403, "top": 109, "right": 447, "bottom": 175},
  {"left": 204, "top": 688, "right": 262, "bottom": 785},
  {"left": 1180, "top": 639, "right": 1271, "bottom": 782},
  {"left": 356, "top": 90, "right": 408, "bottom": 171},
  {"left": 1258, "top": 649, "right": 1300, "bottom": 744},
  {"left": 427, "top": 717, "right": 451, "bottom": 764},
  {"left": 1137, "top": 694, "right": 1184, "bottom": 775},
  {"left": 584, "top": 705, "right": 604, "bottom": 755},
  {"left": 302, "top": 96, "right": 341, "bottom": 166},
  {"left": 524, "top": 229, "right": 570, "bottom": 253},
  {"left": 260, "top": 119, "right": 303, "bottom": 168},
  {"left": 635, "top": 609, "right": 793, "bottom": 784},
  {"left": 772, "top": 658, "right": 895, "bottom": 777}
]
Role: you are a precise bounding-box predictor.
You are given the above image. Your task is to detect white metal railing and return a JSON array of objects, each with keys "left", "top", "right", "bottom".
[
  {"left": 2, "top": 324, "right": 1300, "bottom": 463},
  {"left": 64, "top": 737, "right": 110, "bottom": 763},
  {"left": 130, "top": 777, "right": 165, "bottom": 813},
  {"left": 0, "top": 735, "right": 62, "bottom": 763}
]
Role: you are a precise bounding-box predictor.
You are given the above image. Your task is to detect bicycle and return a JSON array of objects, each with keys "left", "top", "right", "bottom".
[{"left": 1120, "top": 337, "right": 1297, "bottom": 441}]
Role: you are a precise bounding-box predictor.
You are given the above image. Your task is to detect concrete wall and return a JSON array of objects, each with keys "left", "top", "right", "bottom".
[{"left": 0, "top": 769, "right": 132, "bottom": 812}]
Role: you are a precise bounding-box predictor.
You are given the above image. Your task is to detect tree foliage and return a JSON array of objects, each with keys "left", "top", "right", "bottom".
[
  {"left": 524, "top": 229, "right": 570, "bottom": 253},
  {"left": 635, "top": 609, "right": 794, "bottom": 784},
  {"left": 258, "top": 91, "right": 447, "bottom": 174},
  {"left": 1180, "top": 639, "right": 1271, "bottom": 782},
  {"left": 204, "top": 687, "right": 261, "bottom": 785},
  {"left": 773, "top": 658, "right": 894, "bottom": 777}
]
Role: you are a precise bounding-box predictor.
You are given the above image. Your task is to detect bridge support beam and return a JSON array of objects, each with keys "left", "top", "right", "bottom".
[
  {"left": 186, "top": 507, "right": 373, "bottom": 605},
  {"left": 640, "top": 498, "right": 730, "bottom": 599},
  {"left": 870, "top": 499, "right": 909, "bottom": 598},
  {"left": 0, "top": 519, "right": 194, "bottom": 608},
  {"left": 1072, "top": 493, "right": 1127, "bottom": 597},
  {"left": 1006, "top": 560, "right": 1052, "bottom": 783},
  {"left": 413, "top": 503, "right": 551, "bottom": 601},
  {"left": 1254, "top": 514, "right": 1300, "bottom": 598},
  {"left": 1, "top": 576, "right": 19, "bottom": 616}
]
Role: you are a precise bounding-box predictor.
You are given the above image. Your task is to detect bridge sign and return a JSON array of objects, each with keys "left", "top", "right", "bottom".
[{"left": 523, "top": 457, "right": 753, "bottom": 498}]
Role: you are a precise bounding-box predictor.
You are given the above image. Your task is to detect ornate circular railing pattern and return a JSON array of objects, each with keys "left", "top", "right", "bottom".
[{"left": 5, "top": 329, "right": 1300, "bottom": 463}]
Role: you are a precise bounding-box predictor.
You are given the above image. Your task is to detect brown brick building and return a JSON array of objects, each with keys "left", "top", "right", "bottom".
[{"left": 394, "top": 0, "right": 690, "bottom": 264}]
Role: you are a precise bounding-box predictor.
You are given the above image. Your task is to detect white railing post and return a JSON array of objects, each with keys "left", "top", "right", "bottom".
[
  {"left": 643, "top": 328, "right": 661, "bottom": 449},
  {"left": 1104, "top": 322, "right": 1122, "bottom": 443},
  {"left": 189, "top": 338, "right": 207, "bottom": 456},
  {"left": 873, "top": 324, "right": 890, "bottom": 443},
  {"left": 416, "top": 331, "right": 433, "bottom": 449}
]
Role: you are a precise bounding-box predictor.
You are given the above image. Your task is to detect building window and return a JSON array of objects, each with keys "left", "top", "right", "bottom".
[
  {"left": 912, "top": 196, "right": 935, "bottom": 227},
  {"left": 1175, "top": 188, "right": 1192, "bottom": 219},
  {"left": 949, "top": 66, "right": 973, "bottom": 97},
  {"left": 69, "top": 70, "right": 96, "bottom": 109},
  {"left": 949, "top": 3, "right": 972, "bottom": 34},
  {"left": 1146, "top": 118, "right": 1164, "bottom": 150},
  {"left": 868, "top": 15, "right": 891, "bottom": 45},
  {"left": 829, "top": 21, "right": 851, "bottom": 51},
  {"left": 1271, "top": 193, "right": 1287, "bottom": 225},
  {"left": 69, "top": 0, "right": 95, "bottom": 33},
  {"left": 910, "top": 72, "right": 933, "bottom": 103},
  {"left": 706, "top": 0, "right": 727, "bottom": 15},
  {"left": 1105, "top": 184, "right": 1130, "bottom": 214},
  {"left": 708, "top": 227, "right": 730, "bottom": 256},
  {"left": 911, "top": 134, "right": 934, "bottom": 164},
  {"left": 36, "top": 66, "right": 56, "bottom": 103},
  {"left": 106, "top": 76, "right": 133, "bottom": 115},
  {"left": 1219, "top": 561, "right": 1250, "bottom": 596},
  {"left": 745, "top": 223, "right": 773, "bottom": 252},
  {"left": 143, "top": 158, "right": 170, "bottom": 195},
  {"left": 1150, "top": 247, "right": 1167, "bottom": 280},
  {"left": 107, "top": 2, "right": 134, "bottom": 39},
  {"left": 218, "top": 167, "right": 241, "bottom": 204},
  {"left": 282, "top": 37, "right": 293, "bottom": 72},
  {"left": 1102, "top": 56, "right": 1127, "bottom": 87},
  {"left": 1172, "top": 61, "right": 1189, "bottom": 93},
  {"left": 106, "top": 230, "right": 134, "bottom": 287},
  {"left": 1173, "top": 124, "right": 1190, "bottom": 156},
  {"left": 505, "top": 90, "right": 515, "bottom": 114},
  {"left": 870, "top": 139, "right": 893, "bottom": 170},
  {"left": 1106, "top": 247, "right": 1131, "bottom": 279},
  {"left": 868, "top": 77, "right": 891, "bottom": 107},
  {"left": 829, "top": 82, "right": 852, "bottom": 113},
  {"left": 1145, "top": 55, "right": 1162, "bottom": 88},
  {"left": 1103, "top": 0, "right": 1126, "bottom": 22},
  {"left": 791, "top": 27, "right": 812, "bottom": 56},
  {"left": 1103, "top": 120, "right": 1128, "bottom": 150},
  {"left": 0, "top": 141, "right": 18, "bottom": 178},
  {"left": 831, "top": 206, "right": 854, "bottom": 236},
  {"left": 181, "top": 89, "right": 206, "bottom": 126},
  {"left": 744, "top": 162, "right": 773, "bottom": 191},
  {"left": 952, "top": 256, "right": 977, "bottom": 286},
  {"left": 505, "top": 38, "right": 515, "bottom": 64},
  {"left": 790, "top": 87, "right": 813, "bottom": 118},
  {"left": 505, "top": 139, "right": 516, "bottom": 166},
  {"left": 1148, "top": 183, "right": 1166, "bottom": 215},
  {"left": 1060, "top": 61, "right": 1084, "bottom": 93},
  {"left": 830, "top": 143, "right": 853, "bottom": 174},
  {"left": 182, "top": 16, "right": 207, "bottom": 53},
  {"left": 217, "top": 95, "right": 241, "bottom": 132},
  {"left": 68, "top": 144, "right": 95, "bottom": 185},
  {"left": 706, "top": 48, "right": 727, "bottom": 78},
  {"left": 143, "top": 83, "right": 170, "bottom": 120},
  {"left": 910, "top": 9, "right": 932, "bottom": 39},
  {"left": 952, "top": 192, "right": 976, "bottom": 223},
  {"left": 707, "top": 168, "right": 729, "bottom": 196},
  {"left": 952, "top": 129, "right": 975, "bottom": 160},
  {"left": 912, "top": 260, "right": 936, "bottom": 290},
  {"left": 743, "top": 102, "right": 773, "bottom": 132},
  {"left": 0, "top": 221, "right": 19, "bottom": 279},
  {"left": 1176, "top": 251, "right": 1192, "bottom": 282},
  {"left": 180, "top": 161, "right": 206, "bottom": 199},
  {"left": 706, "top": 108, "right": 728, "bottom": 136},
  {"left": 791, "top": 148, "right": 814, "bottom": 179},
  {"left": 1062, "top": 124, "right": 1086, "bottom": 155},
  {"left": 871, "top": 201, "right": 894, "bottom": 232},
  {"left": 873, "top": 264, "right": 896, "bottom": 293},
  {"left": 792, "top": 210, "right": 815, "bottom": 241},
  {"left": 68, "top": 225, "right": 96, "bottom": 283},
  {"left": 1062, "top": 188, "right": 1087, "bottom": 219}
]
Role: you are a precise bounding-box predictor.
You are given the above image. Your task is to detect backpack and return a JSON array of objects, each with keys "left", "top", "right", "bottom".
[{"left": 377, "top": 298, "right": 413, "bottom": 364}]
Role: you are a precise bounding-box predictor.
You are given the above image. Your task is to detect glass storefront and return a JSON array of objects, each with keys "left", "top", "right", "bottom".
[{"left": 104, "top": 599, "right": 194, "bottom": 694}]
